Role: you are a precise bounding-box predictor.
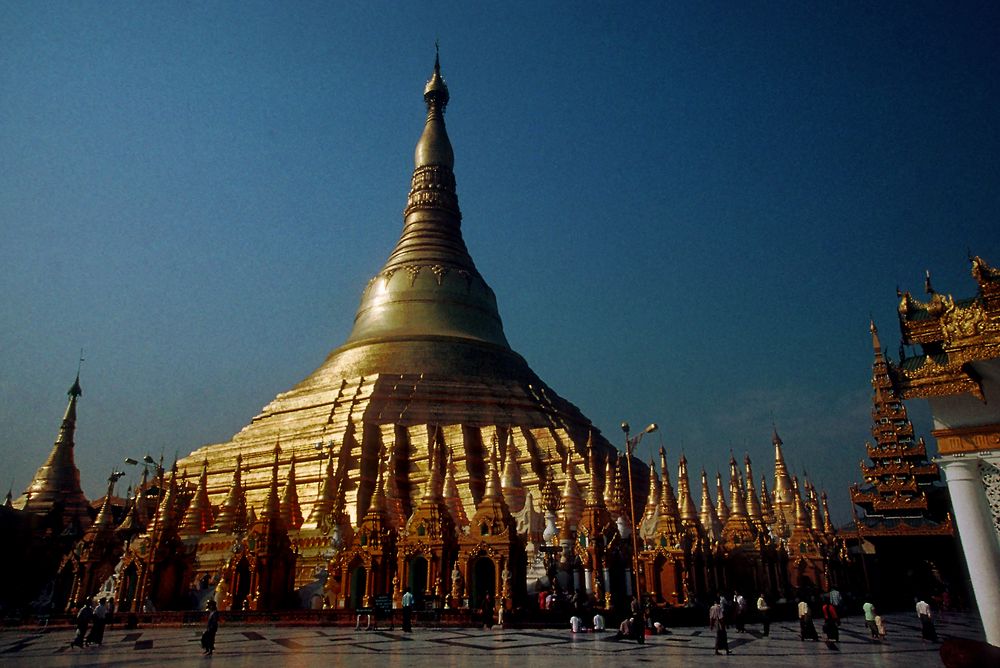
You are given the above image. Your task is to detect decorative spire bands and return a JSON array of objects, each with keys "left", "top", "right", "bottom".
[{"left": 343, "top": 52, "right": 512, "bottom": 351}]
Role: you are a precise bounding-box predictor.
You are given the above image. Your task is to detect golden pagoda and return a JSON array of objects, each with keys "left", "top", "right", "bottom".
[
  {"left": 15, "top": 374, "right": 92, "bottom": 534},
  {"left": 116, "top": 54, "right": 621, "bottom": 613}
]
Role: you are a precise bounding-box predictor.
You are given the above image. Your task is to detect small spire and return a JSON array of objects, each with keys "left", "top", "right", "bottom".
[
  {"left": 715, "top": 471, "right": 730, "bottom": 525},
  {"left": 656, "top": 447, "right": 681, "bottom": 540},
  {"left": 744, "top": 455, "right": 764, "bottom": 526},
  {"left": 792, "top": 476, "right": 809, "bottom": 530},
  {"left": 699, "top": 469, "right": 721, "bottom": 541},
  {"left": 759, "top": 474, "right": 775, "bottom": 525},
  {"left": 180, "top": 460, "right": 215, "bottom": 535},
  {"left": 870, "top": 319, "right": 882, "bottom": 353},
  {"left": 415, "top": 48, "right": 453, "bottom": 168},
  {"left": 501, "top": 430, "right": 526, "bottom": 512},
  {"left": 307, "top": 446, "right": 338, "bottom": 526},
  {"left": 604, "top": 453, "right": 621, "bottom": 516},
  {"left": 924, "top": 269, "right": 935, "bottom": 294},
  {"left": 443, "top": 447, "right": 468, "bottom": 527},
  {"left": 821, "top": 491, "right": 835, "bottom": 534},
  {"left": 280, "top": 456, "right": 303, "bottom": 530},
  {"left": 215, "top": 454, "right": 247, "bottom": 533},
  {"left": 559, "top": 448, "right": 583, "bottom": 533},
  {"left": 676, "top": 454, "right": 699, "bottom": 529},
  {"left": 484, "top": 435, "right": 503, "bottom": 501},
  {"left": 727, "top": 455, "right": 746, "bottom": 519},
  {"left": 262, "top": 442, "right": 282, "bottom": 522}
]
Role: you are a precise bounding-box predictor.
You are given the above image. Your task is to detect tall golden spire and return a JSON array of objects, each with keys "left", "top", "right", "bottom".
[
  {"left": 771, "top": 427, "right": 795, "bottom": 525},
  {"left": 17, "top": 373, "right": 91, "bottom": 531}
]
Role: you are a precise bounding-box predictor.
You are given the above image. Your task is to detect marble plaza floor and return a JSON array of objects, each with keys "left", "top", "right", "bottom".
[{"left": 0, "top": 611, "right": 987, "bottom": 667}]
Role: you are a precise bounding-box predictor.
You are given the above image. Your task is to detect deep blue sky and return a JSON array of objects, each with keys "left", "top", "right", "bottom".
[{"left": 2, "top": 2, "right": 997, "bottom": 525}]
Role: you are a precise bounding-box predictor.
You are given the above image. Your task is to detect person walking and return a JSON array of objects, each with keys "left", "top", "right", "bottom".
[
  {"left": 862, "top": 599, "right": 879, "bottom": 640},
  {"left": 71, "top": 599, "right": 93, "bottom": 648},
  {"left": 201, "top": 599, "right": 219, "bottom": 655},
  {"left": 86, "top": 598, "right": 108, "bottom": 646},
  {"left": 756, "top": 593, "right": 770, "bottom": 637},
  {"left": 710, "top": 597, "right": 731, "bottom": 655},
  {"left": 733, "top": 591, "right": 746, "bottom": 633},
  {"left": 821, "top": 600, "right": 839, "bottom": 642},
  {"left": 916, "top": 598, "right": 938, "bottom": 642},
  {"left": 401, "top": 587, "right": 414, "bottom": 633},
  {"left": 798, "top": 599, "right": 819, "bottom": 641},
  {"left": 828, "top": 588, "right": 843, "bottom": 618}
]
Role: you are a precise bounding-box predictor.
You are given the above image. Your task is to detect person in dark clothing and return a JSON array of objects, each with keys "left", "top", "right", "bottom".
[
  {"left": 630, "top": 596, "right": 645, "bottom": 644},
  {"left": 710, "top": 599, "right": 730, "bottom": 655},
  {"left": 822, "top": 601, "right": 839, "bottom": 642},
  {"left": 71, "top": 600, "right": 92, "bottom": 648},
  {"left": 86, "top": 598, "right": 108, "bottom": 646},
  {"left": 201, "top": 599, "right": 219, "bottom": 655},
  {"left": 402, "top": 587, "right": 414, "bottom": 633},
  {"left": 481, "top": 592, "right": 494, "bottom": 629}
]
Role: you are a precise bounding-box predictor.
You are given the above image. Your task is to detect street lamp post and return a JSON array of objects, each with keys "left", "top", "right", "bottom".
[{"left": 621, "top": 421, "right": 658, "bottom": 603}]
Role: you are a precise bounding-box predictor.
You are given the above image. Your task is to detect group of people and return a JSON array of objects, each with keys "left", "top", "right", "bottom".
[{"left": 70, "top": 597, "right": 111, "bottom": 648}]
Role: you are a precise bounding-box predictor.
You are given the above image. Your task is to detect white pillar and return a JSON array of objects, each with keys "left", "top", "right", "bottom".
[
  {"left": 583, "top": 568, "right": 593, "bottom": 593},
  {"left": 941, "top": 456, "right": 1000, "bottom": 647}
]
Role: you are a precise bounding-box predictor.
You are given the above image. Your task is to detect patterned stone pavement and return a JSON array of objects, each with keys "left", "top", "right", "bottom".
[{"left": 0, "top": 611, "right": 987, "bottom": 667}]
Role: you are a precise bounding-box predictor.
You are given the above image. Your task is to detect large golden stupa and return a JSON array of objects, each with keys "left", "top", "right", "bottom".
[{"left": 171, "top": 54, "right": 617, "bottom": 598}]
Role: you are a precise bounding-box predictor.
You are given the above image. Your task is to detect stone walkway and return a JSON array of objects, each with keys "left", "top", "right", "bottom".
[{"left": 0, "top": 611, "right": 986, "bottom": 667}]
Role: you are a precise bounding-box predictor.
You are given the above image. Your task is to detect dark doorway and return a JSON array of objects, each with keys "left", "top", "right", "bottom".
[
  {"left": 349, "top": 565, "right": 366, "bottom": 610},
  {"left": 471, "top": 557, "right": 495, "bottom": 611},
  {"left": 233, "top": 557, "right": 251, "bottom": 611},
  {"left": 409, "top": 556, "right": 428, "bottom": 604}
]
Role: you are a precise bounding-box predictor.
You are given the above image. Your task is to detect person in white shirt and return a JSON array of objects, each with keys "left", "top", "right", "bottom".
[
  {"left": 916, "top": 598, "right": 937, "bottom": 642},
  {"left": 592, "top": 613, "right": 605, "bottom": 631},
  {"left": 756, "top": 593, "right": 770, "bottom": 636},
  {"left": 401, "top": 587, "right": 414, "bottom": 633}
]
